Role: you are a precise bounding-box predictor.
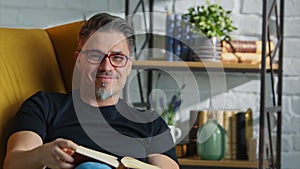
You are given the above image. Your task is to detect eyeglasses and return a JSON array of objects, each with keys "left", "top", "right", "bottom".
[{"left": 80, "top": 50, "right": 129, "bottom": 68}]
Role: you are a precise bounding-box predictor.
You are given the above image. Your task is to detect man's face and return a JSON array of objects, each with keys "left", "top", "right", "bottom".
[{"left": 77, "top": 31, "right": 132, "bottom": 102}]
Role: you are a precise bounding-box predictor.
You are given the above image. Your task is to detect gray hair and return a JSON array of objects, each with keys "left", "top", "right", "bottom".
[{"left": 79, "top": 13, "right": 135, "bottom": 56}]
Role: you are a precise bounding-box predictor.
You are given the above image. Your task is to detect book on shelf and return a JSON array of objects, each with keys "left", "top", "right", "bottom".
[
  {"left": 248, "top": 138, "right": 257, "bottom": 162},
  {"left": 187, "top": 110, "right": 199, "bottom": 157},
  {"left": 215, "top": 109, "right": 240, "bottom": 160},
  {"left": 227, "top": 109, "right": 254, "bottom": 161},
  {"left": 187, "top": 109, "right": 255, "bottom": 161},
  {"left": 221, "top": 52, "right": 271, "bottom": 64},
  {"left": 222, "top": 110, "right": 237, "bottom": 160},
  {"left": 73, "top": 145, "right": 160, "bottom": 169},
  {"left": 165, "top": 12, "right": 175, "bottom": 61},
  {"left": 221, "top": 40, "right": 274, "bottom": 64},
  {"left": 221, "top": 40, "right": 275, "bottom": 54},
  {"left": 165, "top": 13, "right": 193, "bottom": 61},
  {"left": 187, "top": 110, "right": 207, "bottom": 157},
  {"left": 229, "top": 111, "right": 238, "bottom": 160},
  {"left": 175, "top": 144, "right": 188, "bottom": 158},
  {"left": 245, "top": 108, "right": 254, "bottom": 160},
  {"left": 236, "top": 112, "right": 248, "bottom": 160}
]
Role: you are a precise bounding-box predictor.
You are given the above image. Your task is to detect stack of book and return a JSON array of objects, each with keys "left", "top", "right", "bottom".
[
  {"left": 165, "top": 13, "right": 192, "bottom": 61},
  {"left": 165, "top": 13, "right": 222, "bottom": 62},
  {"left": 221, "top": 40, "right": 275, "bottom": 64},
  {"left": 187, "top": 109, "right": 255, "bottom": 161}
]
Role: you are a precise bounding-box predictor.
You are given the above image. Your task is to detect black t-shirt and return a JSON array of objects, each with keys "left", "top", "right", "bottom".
[{"left": 11, "top": 91, "right": 177, "bottom": 164}]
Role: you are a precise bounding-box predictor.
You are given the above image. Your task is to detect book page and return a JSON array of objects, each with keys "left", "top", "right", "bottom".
[
  {"left": 76, "top": 146, "right": 119, "bottom": 168},
  {"left": 121, "top": 156, "right": 161, "bottom": 169}
]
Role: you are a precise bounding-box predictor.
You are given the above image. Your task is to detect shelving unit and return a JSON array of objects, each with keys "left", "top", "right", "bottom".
[
  {"left": 178, "top": 158, "right": 268, "bottom": 168},
  {"left": 131, "top": 59, "right": 278, "bottom": 169},
  {"left": 133, "top": 60, "right": 279, "bottom": 72},
  {"left": 125, "top": 0, "right": 284, "bottom": 169}
]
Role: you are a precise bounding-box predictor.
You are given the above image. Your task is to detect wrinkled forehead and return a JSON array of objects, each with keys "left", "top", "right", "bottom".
[{"left": 83, "top": 31, "right": 130, "bottom": 54}]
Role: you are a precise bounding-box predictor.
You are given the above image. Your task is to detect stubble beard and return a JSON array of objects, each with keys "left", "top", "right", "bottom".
[{"left": 96, "top": 88, "right": 112, "bottom": 100}]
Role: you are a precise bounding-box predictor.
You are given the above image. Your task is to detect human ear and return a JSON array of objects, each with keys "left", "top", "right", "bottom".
[
  {"left": 74, "top": 50, "right": 79, "bottom": 60},
  {"left": 126, "top": 56, "right": 133, "bottom": 76},
  {"left": 75, "top": 51, "right": 82, "bottom": 71}
]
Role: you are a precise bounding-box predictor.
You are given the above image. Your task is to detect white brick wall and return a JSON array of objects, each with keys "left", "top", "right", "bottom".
[
  {"left": 1, "top": 0, "right": 299, "bottom": 168},
  {"left": 241, "top": 0, "right": 263, "bottom": 14},
  {"left": 285, "top": 0, "right": 300, "bottom": 16}
]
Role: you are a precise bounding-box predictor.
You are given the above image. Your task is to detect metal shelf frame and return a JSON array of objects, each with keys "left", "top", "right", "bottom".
[{"left": 259, "top": 0, "right": 284, "bottom": 169}]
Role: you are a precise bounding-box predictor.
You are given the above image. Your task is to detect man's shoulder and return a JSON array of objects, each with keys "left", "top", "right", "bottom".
[
  {"left": 32, "top": 90, "right": 70, "bottom": 98},
  {"left": 20, "top": 91, "right": 74, "bottom": 116},
  {"left": 26, "top": 91, "right": 72, "bottom": 104}
]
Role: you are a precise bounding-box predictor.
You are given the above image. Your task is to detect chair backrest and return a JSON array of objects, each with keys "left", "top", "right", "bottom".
[
  {"left": 0, "top": 21, "right": 83, "bottom": 167},
  {"left": 46, "top": 21, "right": 84, "bottom": 92}
]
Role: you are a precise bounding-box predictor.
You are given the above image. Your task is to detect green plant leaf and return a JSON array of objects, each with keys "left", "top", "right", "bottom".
[{"left": 182, "top": 1, "right": 237, "bottom": 40}]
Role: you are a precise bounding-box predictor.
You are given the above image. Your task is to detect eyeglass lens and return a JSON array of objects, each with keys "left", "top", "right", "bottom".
[{"left": 84, "top": 50, "right": 128, "bottom": 67}]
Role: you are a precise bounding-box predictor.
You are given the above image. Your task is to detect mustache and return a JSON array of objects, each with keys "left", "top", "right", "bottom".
[{"left": 94, "top": 71, "right": 118, "bottom": 78}]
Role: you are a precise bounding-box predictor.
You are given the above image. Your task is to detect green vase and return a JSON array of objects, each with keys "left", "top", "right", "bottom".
[{"left": 197, "top": 119, "right": 226, "bottom": 160}]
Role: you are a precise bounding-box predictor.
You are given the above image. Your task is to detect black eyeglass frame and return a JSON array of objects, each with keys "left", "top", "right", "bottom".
[{"left": 78, "top": 49, "right": 130, "bottom": 68}]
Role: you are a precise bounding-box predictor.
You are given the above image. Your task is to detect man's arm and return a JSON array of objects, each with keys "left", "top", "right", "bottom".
[
  {"left": 4, "top": 131, "right": 78, "bottom": 169},
  {"left": 148, "top": 154, "right": 179, "bottom": 169}
]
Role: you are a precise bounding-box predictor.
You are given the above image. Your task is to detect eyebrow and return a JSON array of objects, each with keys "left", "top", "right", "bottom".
[
  {"left": 88, "top": 49, "right": 123, "bottom": 55},
  {"left": 109, "top": 51, "right": 123, "bottom": 54},
  {"left": 85, "top": 49, "right": 105, "bottom": 54}
]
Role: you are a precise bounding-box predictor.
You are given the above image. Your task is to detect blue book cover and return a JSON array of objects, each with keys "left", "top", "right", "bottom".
[{"left": 165, "top": 13, "right": 175, "bottom": 61}]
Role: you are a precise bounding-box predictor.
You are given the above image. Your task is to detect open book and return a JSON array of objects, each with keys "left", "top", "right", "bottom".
[{"left": 73, "top": 145, "right": 161, "bottom": 169}]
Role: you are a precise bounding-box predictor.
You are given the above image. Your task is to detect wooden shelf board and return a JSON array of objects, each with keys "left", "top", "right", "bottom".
[
  {"left": 178, "top": 157, "right": 268, "bottom": 168},
  {"left": 132, "top": 60, "right": 278, "bottom": 72}
]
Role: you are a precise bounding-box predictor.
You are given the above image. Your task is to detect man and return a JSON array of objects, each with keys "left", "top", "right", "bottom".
[{"left": 4, "top": 13, "right": 179, "bottom": 169}]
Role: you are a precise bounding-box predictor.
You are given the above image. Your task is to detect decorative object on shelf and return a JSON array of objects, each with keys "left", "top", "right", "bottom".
[
  {"left": 190, "top": 36, "right": 222, "bottom": 62},
  {"left": 181, "top": 0, "right": 237, "bottom": 62},
  {"left": 160, "top": 84, "right": 185, "bottom": 125},
  {"left": 151, "top": 83, "right": 184, "bottom": 143},
  {"left": 197, "top": 118, "right": 226, "bottom": 160},
  {"left": 168, "top": 125, "right": 182, "bottom": 143},
  {"left": 182, "top": 0, "right": 237, "bottom": 41}
]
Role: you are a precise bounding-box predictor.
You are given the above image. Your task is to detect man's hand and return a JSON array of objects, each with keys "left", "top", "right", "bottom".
[
  {"left": 37, "top": 138, "right": 78, "bottom": 169},
  {"left": 4, "top": 131, "right": 78, "bottom": 169},
  {"left": 148, "top": 154, "right": 179, "bottom": 169}
]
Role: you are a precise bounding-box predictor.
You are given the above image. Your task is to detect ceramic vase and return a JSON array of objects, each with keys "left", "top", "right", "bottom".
[{"left": 197, "top": 119, "right": 226, "bottom": 160}]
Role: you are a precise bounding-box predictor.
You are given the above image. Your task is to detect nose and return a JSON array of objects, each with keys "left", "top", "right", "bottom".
[{"left": 98, "top": 57, "right": 113, "bottom": 71}]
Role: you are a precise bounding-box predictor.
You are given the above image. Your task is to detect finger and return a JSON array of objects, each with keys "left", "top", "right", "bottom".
[
  {"left": 47, "top": 157, "right": 74, "bottom": 169},
  {"left": 53, "top": 146, "right": 74, "bottom": 163},
  {"left": 62, "top": 148, "right": 75, "bottom": 155},
  {"left": 56, "top": 160, "right": 75, "bottom": 169},
  {"left": 45, "top": 153, "right": 72, "bottom": 169},
  {"left": 56, "top": 138, "right": 78, "bottom": 151}
]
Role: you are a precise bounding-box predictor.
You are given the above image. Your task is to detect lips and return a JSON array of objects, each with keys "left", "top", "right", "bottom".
[
  {"left": 95, "top": 71, "right": 117, "bottom": 79},
  {"left": 96, "top": 75, "right": 114, "bottom": 79},
  {"left": 95, "top": 72, "right": 117, "bottom": 84}
]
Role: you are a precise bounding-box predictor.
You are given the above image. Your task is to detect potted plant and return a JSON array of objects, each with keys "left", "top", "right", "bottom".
[
  {"left": 160, "top": 84, "right": 185, "bottom": 125},
  {"left": 160, "top": 87, "right": 184, "bottom": 143},
  {"left": 182, "top": 0, "right": 237, "bottom": 41},
  {"left": 160, "top": 93, "right": 182, "bottom": 125}
]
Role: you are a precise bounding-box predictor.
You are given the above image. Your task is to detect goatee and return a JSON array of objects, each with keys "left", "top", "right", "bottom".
[{"left": 96, "top": 88, "right": 112, "bottom": 100}]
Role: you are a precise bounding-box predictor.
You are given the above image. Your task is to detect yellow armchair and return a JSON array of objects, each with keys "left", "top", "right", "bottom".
[{"left": 0, "top": 21, "right": 84, "bottom": 167}]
